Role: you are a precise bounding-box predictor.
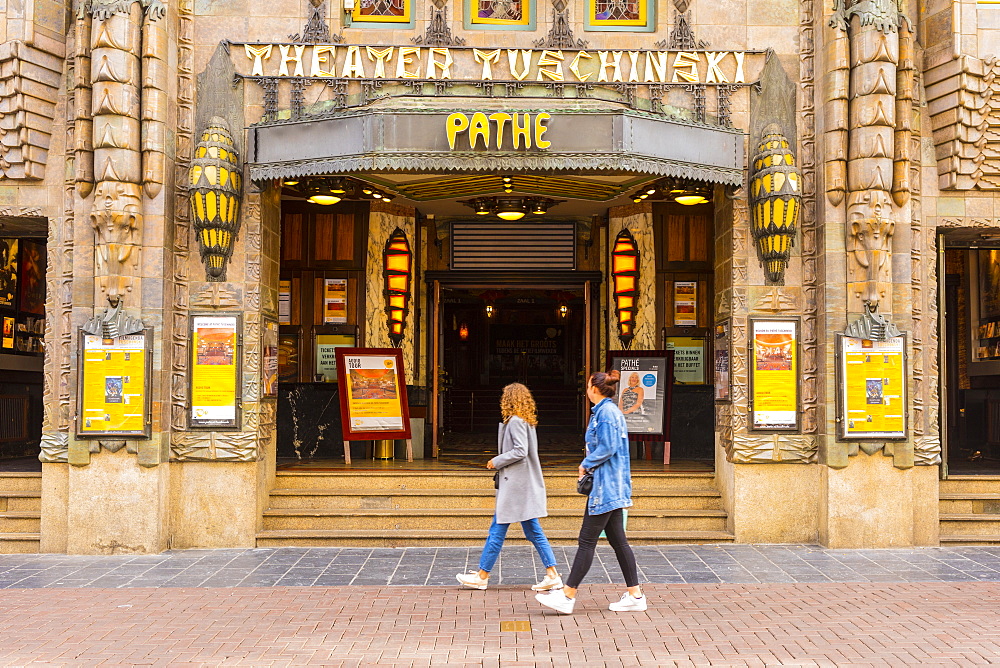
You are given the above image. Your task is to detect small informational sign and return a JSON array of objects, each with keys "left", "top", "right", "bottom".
[
  {"left": 1, "top": 316, "right": 13, "bottom": 349},
  {"left": 190, "top": 314, "right": 240, "bottom": 429},
  {"left": 606, "top": 351, "right": 674, "bottom": 439},
  {"left": 665, "top": 336, "right": 705, "bottom": 384},
  {"left": 77, "top": 330, "right": 151, "bottom": 437},
  {"left": 750, "top": 318, "right": 799, "bottom": 431},
  {"left": 263, "top": 320, "right": 279, "bottom": 398},
  {"left": 278, "top": 280, "right": 292, "bottom": 325},
  {"left": 673, "top": 281, "right": 697, "bottom": 327},
  {"left": 714, "top": 321, "right": 730, "bottom": 402},
  {"left": 838, "top": 334, "right": 907, "bottom": 439},
  {"left": 335, "top": 347, "right": 412, "bottom": 440},
  {"left": 323, "top": 278, "right": 348, "bottom": 324},
  {"left": 315, "top": 333, "right": 355, "bottom": 382}
]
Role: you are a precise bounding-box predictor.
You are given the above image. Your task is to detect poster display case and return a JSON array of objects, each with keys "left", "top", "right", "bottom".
[
  {"left": 714, "top": 320, "right": 731, "bottom": 402},
  {"left": 835, "top": 333, "right": 908, "bottom": 440},
  {"left": 749, "top": 317, "right": 799, "bottom": 431},
  {"left": 76, "top": 329, "right": 152, "bottom": 438},
  {"left": 189, "top": 313, "right": 241, "bottom": 429},
  {"left": 605, "top": 350, "right": 674, "bottom": 439},
  {"left": 335, "top": 347, "right": 412, "bottom": 441}
]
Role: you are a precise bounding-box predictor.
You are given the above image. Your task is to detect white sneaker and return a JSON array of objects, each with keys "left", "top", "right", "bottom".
[
  {"left": 456, "top": 571, "right": 488, "bottom": 590},
  {"left": 535, "top": 590, "right": 575, "bottom": 614},
  {"left": 531, "top": 574, "right": 564, "bottom": 591},
  {"left": 609, "top": 592, "right": 648, "bottom": 612}
]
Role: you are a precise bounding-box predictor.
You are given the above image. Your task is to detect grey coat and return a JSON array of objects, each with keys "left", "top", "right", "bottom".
[{"left": 491, "top": 416, "right": 548, "bottom": 525}]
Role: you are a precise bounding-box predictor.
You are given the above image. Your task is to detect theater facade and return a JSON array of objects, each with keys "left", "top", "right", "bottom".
[{"left": 0, "top": 0, "right": 998, "bottom": 553}]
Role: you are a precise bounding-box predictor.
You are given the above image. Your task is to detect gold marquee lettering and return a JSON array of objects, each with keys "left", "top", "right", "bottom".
[
  {"left": 446, "top": 111, "right": 552, "bottom": 151},
  {"left": 237, "top": 43, "right": 757, "bottom": 85}
]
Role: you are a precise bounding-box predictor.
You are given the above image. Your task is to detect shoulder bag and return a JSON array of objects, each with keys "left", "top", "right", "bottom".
[{"left": 577, "top": 471, "right": 594, "bottom": 495}]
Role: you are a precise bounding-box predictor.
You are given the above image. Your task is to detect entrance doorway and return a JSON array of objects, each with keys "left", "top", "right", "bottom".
[
  {"left": 941, "top": 232, "right": 1000, "bottom": 474},
  {"left": 438, "top": 287, "right": 586, "bottom": 457}
]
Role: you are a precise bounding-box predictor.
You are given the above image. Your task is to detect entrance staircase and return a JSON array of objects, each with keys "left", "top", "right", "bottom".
[
  {"left": 0, "top": 471, "right": 41, "bottom": 553},
  {"left": 940, "top": 476, "right": 1000, "bottom": 545},
  {"left": 257, "top": 469, "right": 733, "bottom": 547}
]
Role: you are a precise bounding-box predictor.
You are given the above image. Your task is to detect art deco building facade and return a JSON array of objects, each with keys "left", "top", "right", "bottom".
[{"left": 0, "top": 0, "right": 997, "bottom": 553}]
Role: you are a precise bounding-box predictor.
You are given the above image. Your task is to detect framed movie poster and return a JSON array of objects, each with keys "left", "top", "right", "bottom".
[
  {"left": 749, "top": 318, "right": 799, "bottom": 431},
  {"left": 1, "top": 316, "right": 13, "bottom": 349},
  {"left": 18, "top": 240, "right": 45, "bottom": 315},
  {"left": 323, "top": 278, "right": 348, "bottom": 324},
  {"left": 262, "top": 319, "right": 279, "bottom": 398},
  {"left": 278, "top": 328, "right": 300, "bottom": 384},
  {"left": 836, "top": 334, "right": 908, "bottom": 440},
  {"left": 77, "top": 329, "right": 152, "bottom": 438},
  {"left": 189, "top": 313, "right": 241, "bottom": 429},
  {"left": 335, "top": 347, "right": 412, "bottom": 441},
  {"left": 714, "top": 320, "right": 731, "bottom": 402},
  {"left": 980, "top": 250, "right": 1000, "bottom": 320},
  {"left": 606, "top": 350, "right": 674, "bottom": 440},
  {"left": 0, "top": 238, "right": 18, "bottom": 309}
]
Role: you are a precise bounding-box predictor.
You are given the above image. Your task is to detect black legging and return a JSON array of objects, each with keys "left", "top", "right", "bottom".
[{"left": 565, "top": 506, "right": 639, "bottom": 588}]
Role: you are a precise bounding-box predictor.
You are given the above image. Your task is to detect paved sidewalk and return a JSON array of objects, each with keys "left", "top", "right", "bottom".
[
  {"left": 4, "top": 544, "right": 1000, "bottom": 588},
  {"left": 3, "top": 546, "right": 1000, "bottom": 666}
]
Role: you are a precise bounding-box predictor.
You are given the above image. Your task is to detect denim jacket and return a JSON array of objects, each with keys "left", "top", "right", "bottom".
[{"left": 581, "top": 397, "right": 632, "bottom": 516}]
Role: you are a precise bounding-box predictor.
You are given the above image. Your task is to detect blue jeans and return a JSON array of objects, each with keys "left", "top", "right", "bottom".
[{"left": 478, "top": 516, "right": 557, "bottom": 573}]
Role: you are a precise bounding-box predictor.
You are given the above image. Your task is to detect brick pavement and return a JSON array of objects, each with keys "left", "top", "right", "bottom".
[{"left": 2, "top": 582, "right": 1000, "bottom": 666}]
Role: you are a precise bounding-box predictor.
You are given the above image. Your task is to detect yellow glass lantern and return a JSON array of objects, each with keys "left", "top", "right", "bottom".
[
  {"left": 750, "top": 124, "right": 801, "bottom": 285},
  {"left": 383, "top": 227, "right": 412, "bottom": 347},
  {"left": 611, "top": 229, "right": 640, "bottom": 349},
  {"left": 189, "top": 117, "right": 242, "bottom": 281}
]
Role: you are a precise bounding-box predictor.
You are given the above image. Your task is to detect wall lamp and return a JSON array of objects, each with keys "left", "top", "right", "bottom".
[
  {"left": 382, "top": 227, "right": 412, "bottom": 347},
  {"left": 750, "top": 125, "right": 801, "bottom": 285},
  {"left": 611, "top": 228, "right": 640, "bottom": 350}
]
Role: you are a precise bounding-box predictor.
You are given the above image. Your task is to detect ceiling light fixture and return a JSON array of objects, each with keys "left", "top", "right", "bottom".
[
  {"left": 459, "top": 196, "right": 563, "bottom": 220},
  {"left": 630, "top": 178, "right": 713, "bottom": 206},
  {"left": 287, "top": 177, "right": 396, "bottom": 205}
]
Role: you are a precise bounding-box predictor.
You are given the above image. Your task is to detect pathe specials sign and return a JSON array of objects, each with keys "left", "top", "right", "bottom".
[{"left": 237, "top": 43, "right": 763, "bottom": 85}]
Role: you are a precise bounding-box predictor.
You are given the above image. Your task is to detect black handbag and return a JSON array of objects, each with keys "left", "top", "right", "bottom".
[
  {"left": 493, "top": 471, "right": 500, "bottom": 489},
  {"left": 577, "top": 472, "right": 594, "bottom": 495}
]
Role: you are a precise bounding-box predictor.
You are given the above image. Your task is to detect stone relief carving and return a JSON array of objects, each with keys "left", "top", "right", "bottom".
[
  {"left": 751, "top": 288, "right": 797, "bottom": 312},
  {"left": 828, "top": 0, "right": 912, "bottom": 314},
  {"left": 923, "top": 55, "right": 989, "bottom": 191},
  {"left": 74, "top": 0, "right": 166, "bottom": 309},
  {"left": 662, "top": 0, "right": 707, "bottom": 50},
  {"left": 535, "top": 0, "right": 587, "bottom": 49},
  {"left": 171, "top": 431, "right": 257, "bottom": 461},
  {"left": 0, "top": 41, "right": 62, "bottom": 180},
  {"left": 414, "top": 1, "right": 466, "bottom": 47}
]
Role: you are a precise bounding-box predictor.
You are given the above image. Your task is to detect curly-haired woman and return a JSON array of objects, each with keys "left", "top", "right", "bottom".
[{"left": 456, "top": 383, "right": 562, "bottom": 592}]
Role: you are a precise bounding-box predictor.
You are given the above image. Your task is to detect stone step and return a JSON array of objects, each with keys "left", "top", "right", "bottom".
[
  {"left": 0, "top": 532, "right": 40, "bottom": 553},
  {"left": 266, "top": 488, "right": 723, "bottom": 511},
  {"left": 939, "top": 476, "right": 1000, "bottom": 495},
  {"left": 0, "top": 491, "right": 42, "bottom": 512},
  {"left": 261, "top": 507, "right": 728, "bottom": 532},
  {"left": 939, "top": 534, "right": 1000, "bottom": 546},
  {"left": 273, "top": 471, "right": 719, "bottom": 492},
  {"left": 0, "top": 511, "right": 41, "bottom": 533},
  {"left": 938, "top": 513, "right": 1000, "bottom": 535},
  {"left": 0, "top": 472, "right": 42, "bottom": 492},
  {"left": 255, "top": 528, "right": 735, "bottom": 548},
  {"left": 939, "top": 494, "right": 1000, "bottom": 514}
]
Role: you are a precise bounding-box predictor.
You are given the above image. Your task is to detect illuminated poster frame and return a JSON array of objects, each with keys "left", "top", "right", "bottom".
[
  {"left": 605, "top": 349, "right": 674, "bottom": 440},
  {"left": 836, "top": 333, "right": 908, "bottom": 440},
  {"left": 335, "top": 347, "right": 412, "bottom": 441},
  {"left": 76, "top": 328, "right": 153, "bottom": 438},
  {"left": 189, "top": 313, "right": 242, "bottom": 429},
  {"left": 748, "top": 317, "right": 800, "bottom": 432}
]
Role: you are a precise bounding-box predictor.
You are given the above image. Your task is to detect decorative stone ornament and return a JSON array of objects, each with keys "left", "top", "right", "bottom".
[
  {"left": 749, "top": 125, "right": 801, "bottom": 285},
  {"left": 189, "top": 118, "right": 243, "bottom": 281},
  {"left": 383, "top": 227, "right": 413, "bottom": 347},
  {"left": 611, "top": 229, "right": 640, "bottom": 349}
]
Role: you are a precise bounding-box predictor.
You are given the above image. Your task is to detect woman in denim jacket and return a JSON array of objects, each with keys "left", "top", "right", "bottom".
[{"left": 536, "top": 369, "right": 645, "bottom": 615}]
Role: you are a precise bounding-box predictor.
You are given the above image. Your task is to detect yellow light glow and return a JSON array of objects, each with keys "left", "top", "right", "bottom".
[
  {"left": 308, "top": 194, "right": 341, "bottom": 205},
  {"left": 386, "top": 256, "right": 410, "bottom": 272},
  {"left": 497, "top": 210, "right": 525, "bottom": 221},
  {"left": 675, "top": 194, "right": 708, "bottom": 205},
  {"left": 283, "top": 180, "right": 299, "bottom": 186}
]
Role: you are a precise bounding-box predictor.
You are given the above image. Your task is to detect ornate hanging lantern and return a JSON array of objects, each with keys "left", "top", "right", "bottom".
[
  {"left": 611, "top": 228, "right": 640, "bottom": 349},
  {"left": 189, "top": 117, "right": 242, "bottom": 281},
  {"left": 383, "top": 227, "right": 412, "bottom": 347},
  {"left": 750, "top": 124, "right": 801, "bottom": 285}
]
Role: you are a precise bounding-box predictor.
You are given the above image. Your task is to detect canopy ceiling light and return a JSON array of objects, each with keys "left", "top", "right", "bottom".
[
  {"left": 631, "top": 178, "right": 713, "bottom": 206},
  {"left": 284, "top": 176, "right": 395, "bottom": 206},
  {"left": 382, "top": 227, "right": 412, "bottom": 347},
  {"left": 459, "top": 196, "right": 563, "bottom": 220}
]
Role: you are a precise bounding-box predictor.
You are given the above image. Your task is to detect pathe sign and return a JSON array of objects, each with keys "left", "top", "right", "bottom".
[{"left": 446, "top": 112, "right": 551, "bottom": 150}]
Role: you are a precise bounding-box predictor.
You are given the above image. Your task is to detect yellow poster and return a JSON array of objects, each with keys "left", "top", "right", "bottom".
[
  {"left": 751, "top": 319, "right": 798, "bottom": 430},
  {"left": 79, "top": 333, "right": 147, "bottom": 435},
  {"left": 191, "top": 315, "right": 239, "bottom": 427},
  {"left": 841, "top": 336, "right": 906, "bottom": 438},
  {"left": 1, "top": 316, "right": 13, "bottom": 349},
  {"left": 344, "top": 354, "right": 404, "bottom": 432}
]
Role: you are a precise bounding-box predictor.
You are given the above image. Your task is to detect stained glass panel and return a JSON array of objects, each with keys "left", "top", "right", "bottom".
[
  {"left": 353, "top": 0, "right": 410, "bottom": 23},
  {"left": 474, "top": 0, "right": 528, "bottom": 24}
]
